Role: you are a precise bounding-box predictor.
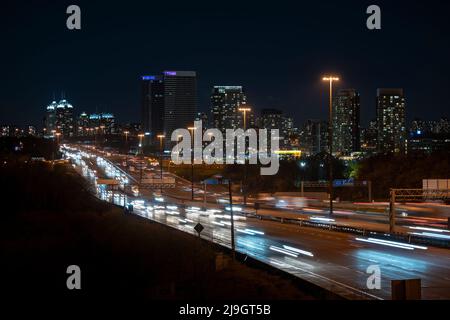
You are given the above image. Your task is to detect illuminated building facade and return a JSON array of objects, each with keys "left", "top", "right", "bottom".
[
  {"left": 332, "top": 89, "right": 360, "bottom": 156},
  {"left": 257, "top": 108, "right": 294, "bottom": 148},
  {"left": 210, "top": 86, "right": 249, "bottom": 134},
  {"left": 45, "top": 98, "right": 74, "bottom": 137},
  {"left": 376, "top": 88, "right": 406, "bottom": 154}
]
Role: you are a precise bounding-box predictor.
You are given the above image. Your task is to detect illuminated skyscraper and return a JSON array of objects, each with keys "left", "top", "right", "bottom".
[
  {"left": 55, "top": 99, "right": 74, "bottom": 137},
  {"left": 163, "top": 71, "right": 197, "bottom": 146},
  {"left": 44, "top": 100, "right": 58, "bottom": 134},
  {"left": 44, "top": 98, "right": 74, "bottom": 137},
  {"left": 141, "top": 75, "right": 164, "bottom": 144},
  {"left": 210, "top": 86, "right": 248, "bottom": 134},
  {"left": 141, "top": 71, "right": 197, "bottom": 147},
  {"left": 376, "top": 88, "right": 406, "bottom": 154},
  {"left": 332, "top": 89, "right": 360, "bottom": 156}
]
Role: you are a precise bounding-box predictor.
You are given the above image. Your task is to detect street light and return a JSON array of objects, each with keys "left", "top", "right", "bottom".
[
  {"left": 138, "top": 133, "right": 145, "bottom": 184},
  {"left": 55, "top": 132, "right": 61, "bottom": 145},
  {"left": 238, "top": 106, "right": 251, "bottom": 205},
  {"left": 188, "top": 126, "right": 196, "bottom": 200},
  {"left": 238, "top": 107, "right": 251, "bottom": 131},
  {"left": 52, "top": 132, "right": 61, "bottom": 162},
  {"left": 157, "top": 134, "right": 165, "bottom": 193},
  {"left": 322, "top": 75, "right": 339, "bottom": 216},
  {"left": 138, "top": 133, "right": 145, "bottom": 151},
  {"left": 123, "top": 130, "right": 130, "bottom": 166}
]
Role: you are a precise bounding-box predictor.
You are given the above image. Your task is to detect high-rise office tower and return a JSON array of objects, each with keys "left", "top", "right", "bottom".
[
  {"left": 163, "top": 71, "right": 197, "bottom": 146},
  {"left": 45, "top": 97, "right": 74, "bottom": 137},
  {"left": 210, "top": 86, "right": 247, "bottom": 134},
  {"left": 376, "top": 88, "right": 406, "bottom": 154},
  {"left": 55, "top": 99, "right": 74, "bottom": 137},
  {"left": 141, "top": 75, "right": 164, "bottom": 144},
  {"left": 332, "top": 89, "right": 360, "bottom": 156},
  {"left": 141, "top": 71, "right": 197, "bottom": 147},
  {"left": 45, "top": 100, "right": 58, "bottom": 134}
]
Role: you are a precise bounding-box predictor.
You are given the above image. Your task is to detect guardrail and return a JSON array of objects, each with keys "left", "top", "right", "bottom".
[{"left": 245, "top": 212, "right": 450, "bottom": 249}]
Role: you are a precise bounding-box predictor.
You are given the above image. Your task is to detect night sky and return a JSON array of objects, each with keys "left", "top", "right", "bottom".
[{"left": 1, "top": 0, "right": 450, "bottom": 128}]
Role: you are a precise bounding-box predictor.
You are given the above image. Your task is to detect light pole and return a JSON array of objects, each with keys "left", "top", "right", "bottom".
[
  {"left": 188, "top": 126, "right": 196, "bottom": 201},
  {"left": 228, "top": 179, "right": 235, "bottom": 259},
  {"left": 238, "top": 107, "right": 251, "bottom": 131},
  {"left": 238, "top": 107, "right": 251, "bottom": 205},
  {"left": 123, "top": 130, "right": 129, "bottom": 166},
  {"left": 138, "top": 133, "right": 145, "bottom": 184},
  {"left": 138, "top": 133, "right": 145, "bottom": 153},
  {"left": 322, "top": 76, "right": 339, "bottom": 216},
  {"left": 157, "top": 134, "right": 165, "bottom": 194},
  {"left": 51, "top": 130, "right": 56, "bottom": 161},
  {"left": 54, "top": 132, "right": 61, "bottom": 163}
]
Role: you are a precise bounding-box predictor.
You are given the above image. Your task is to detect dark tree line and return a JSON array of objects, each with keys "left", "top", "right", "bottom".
[{"left": 355, "top": 153, "right": 450, "bottom": 199}]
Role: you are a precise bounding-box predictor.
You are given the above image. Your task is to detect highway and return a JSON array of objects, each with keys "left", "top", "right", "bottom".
[{"left": 62, "top": 145, "right": 450, "bottom": 300}]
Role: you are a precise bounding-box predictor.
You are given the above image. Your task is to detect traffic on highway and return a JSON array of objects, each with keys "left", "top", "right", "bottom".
[{"left": 62, "top": 144, "right": 450, "bottom": 300}]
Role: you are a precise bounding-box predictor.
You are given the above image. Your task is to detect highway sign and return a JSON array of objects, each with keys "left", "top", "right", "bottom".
[{"left": 194, "top": 223, "right": 204, "bottom": 234}]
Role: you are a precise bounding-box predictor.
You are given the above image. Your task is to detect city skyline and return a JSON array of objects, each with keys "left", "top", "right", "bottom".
[
  {"left": 2, "top": 1, "right": 450, "bottom": 306},
  {"left": 2, "top": 1, "right": 450, "bottom": 127}
]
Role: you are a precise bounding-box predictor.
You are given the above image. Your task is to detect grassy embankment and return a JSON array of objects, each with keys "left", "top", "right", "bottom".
[{"left": 0, "top": 160, "right": 313, "bottom": 301}]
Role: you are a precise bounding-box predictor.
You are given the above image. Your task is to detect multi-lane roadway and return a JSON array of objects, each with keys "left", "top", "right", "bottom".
[{"left": 63, "top": 145, "right": 450, "bottom": 300}]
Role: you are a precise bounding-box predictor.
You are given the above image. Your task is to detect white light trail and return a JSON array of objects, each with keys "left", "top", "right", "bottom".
[
  {"left": 408, "top": 226, "right": 450, "bottom": 233},
  {"left": 410, "top": 232, "right": 450, "bottom": 240},
  {"left": 310, "top": 216, "right": 335, "bottom": 222},
  {"left": 236, "top": 228, "right": 256, "bottom": 235},
  {"left": 245, "top": 228, "right": 265, "bottom": 235},
  {"left": 282, "top": 245, "right": 314, "bottom": 257},
  {"left": 355, "top": 237, "right": 428, "bottom": 250},
  {"left": 269, "top": 246, "right": 299, "bottom": 258}
]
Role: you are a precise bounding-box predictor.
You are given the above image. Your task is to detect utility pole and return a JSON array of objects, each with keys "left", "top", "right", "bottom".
[
  {"left": 188, "top": 126, "right": 196, "bottom": 201},
  {"left": 228, "top": 179, "right": 235, "bottom": 259},
  {"left": 238, "top": 107, "right": 251, "bottom": 205},
  {"left": 322, "top": 76, "right": 339, "bottom": 216},
  {"left": 389, "top": 188, "right": 396, "bottom": 233},
  {"left": 124, "top": 130, "right": 129, "bottom": 167},
  {"left": 157, "top": 134, "right": 165, "bottom": 194},
  {"left": 138, "top": 133, "right": 145, "bottom": 185}
]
